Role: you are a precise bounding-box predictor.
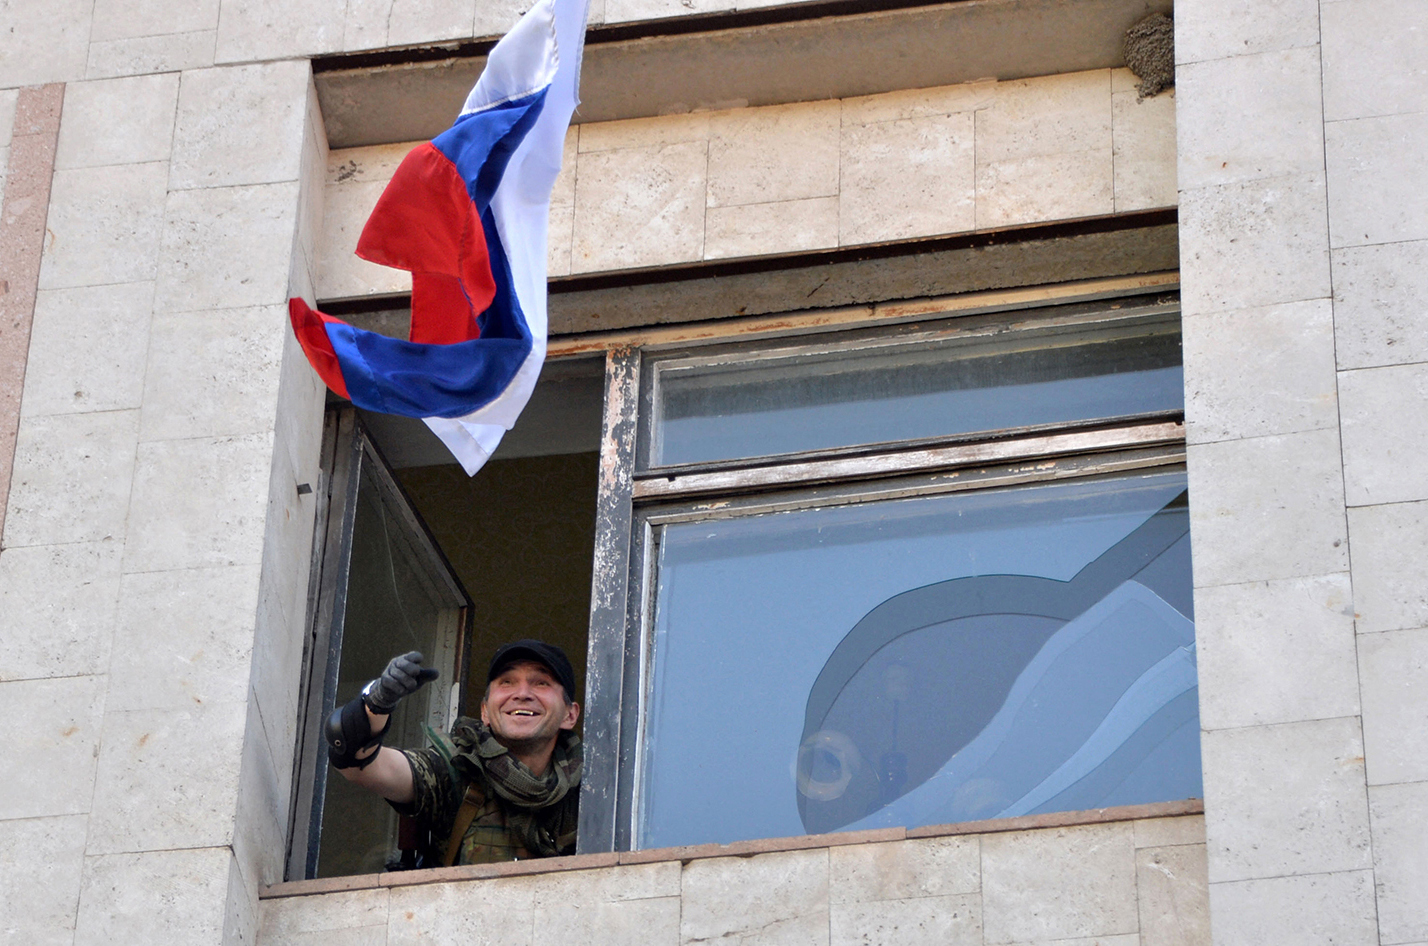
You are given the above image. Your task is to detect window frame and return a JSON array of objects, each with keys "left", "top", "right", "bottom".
[
  {"left": 286, "top": 409, "right": 475, "bottom": 881},
  {"left": 576, "top": 290, "right": 1189, "bottom": 854}
]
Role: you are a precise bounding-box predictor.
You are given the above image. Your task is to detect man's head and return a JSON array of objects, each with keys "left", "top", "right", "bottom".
[{"left": 480, "top": 640, "right": 580, "bottom": 755}]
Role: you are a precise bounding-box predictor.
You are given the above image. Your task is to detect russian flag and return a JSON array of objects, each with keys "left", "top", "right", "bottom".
[{"left": 290, "top": 0, "right": 589, "bottom": 474}]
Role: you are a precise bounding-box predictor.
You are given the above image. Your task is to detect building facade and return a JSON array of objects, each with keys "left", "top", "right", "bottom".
[{"left": 0, "top": 0, "right": 1423, "bottom": 943}]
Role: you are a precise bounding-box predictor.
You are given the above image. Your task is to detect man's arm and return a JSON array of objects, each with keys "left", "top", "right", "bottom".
[
  {"left": 326, "top": 652, "right": 438, "bottom": 804},
  {"left": 333, "top": 706, "right": 414, "bottom": 803}
]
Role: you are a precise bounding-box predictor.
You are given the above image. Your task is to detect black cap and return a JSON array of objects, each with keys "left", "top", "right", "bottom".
[{"left": 487, "top": 639, "right": 577, "bottom": 703}]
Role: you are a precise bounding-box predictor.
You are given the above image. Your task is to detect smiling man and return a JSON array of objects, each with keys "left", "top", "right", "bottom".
[{"left": 327, "top": 640, "right": 582, "bottom": 866}]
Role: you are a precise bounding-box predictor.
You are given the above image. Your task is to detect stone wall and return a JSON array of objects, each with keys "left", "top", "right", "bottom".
[
  {"left": 318, "top": 68, "right": 1176, "bottom": 299},
  {"left": 1175, "top": 0, "right": 1428, "bottom": 941},
  {"left": 259, "top": 813, "right": 1209, "bottom": 946},
  {"left": 0, "top": 60, "right": 330, "bottom": 944}
]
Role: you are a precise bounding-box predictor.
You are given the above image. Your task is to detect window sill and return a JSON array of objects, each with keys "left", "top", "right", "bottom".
[{"left": 261, "top": 797, "right": 1202, "bottom": 900}]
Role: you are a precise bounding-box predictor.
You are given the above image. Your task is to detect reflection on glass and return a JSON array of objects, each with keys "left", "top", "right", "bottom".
[
  {"left": 637, "top": 472, "right": 1198, "bottom": 849},
  {"left": 650, "top": 318, "right": 1183, "bottom": 467},
  {"left": 317, "top": 464, "right": 444, "bottom": 878}
]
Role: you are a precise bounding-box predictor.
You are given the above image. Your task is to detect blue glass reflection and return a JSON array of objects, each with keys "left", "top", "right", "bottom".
[{"left": 638, "top": 473, "right": 1199, "bottom": 849}]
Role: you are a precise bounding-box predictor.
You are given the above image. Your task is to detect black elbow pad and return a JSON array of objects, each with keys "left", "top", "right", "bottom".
[{"left": 326, "top": 695, "right": 385, "bottom": 769}]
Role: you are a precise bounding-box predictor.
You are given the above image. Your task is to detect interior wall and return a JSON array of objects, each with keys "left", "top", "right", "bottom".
[{"left": 397, "top": 453, "right": 601, "bottom": 714}]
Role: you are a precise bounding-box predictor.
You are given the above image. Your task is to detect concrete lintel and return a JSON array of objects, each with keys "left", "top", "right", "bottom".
[{"left": 317, "top": 0, "right": 1171, "bottom": 148}]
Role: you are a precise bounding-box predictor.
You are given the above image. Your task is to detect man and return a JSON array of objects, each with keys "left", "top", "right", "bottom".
[{"left": 326, "top": 640, "right": 581, "bottom": 866}]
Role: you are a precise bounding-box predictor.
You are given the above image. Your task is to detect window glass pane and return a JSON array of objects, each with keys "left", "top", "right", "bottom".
[
  {"left": 317, "top": 462, "right": 448, "bottom": 877},
  {"left": 649, "top": 316, "right": 1183, "bottom": 467},
  {"left": 637, "top": 471, "right": 1198, "bottom": 849}
]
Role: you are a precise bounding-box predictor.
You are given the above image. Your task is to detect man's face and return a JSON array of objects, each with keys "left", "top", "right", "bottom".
[{"left": 480, "top": 659, "right": 580, "bottom": 750}]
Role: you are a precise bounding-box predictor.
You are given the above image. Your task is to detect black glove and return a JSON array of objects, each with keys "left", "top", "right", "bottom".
[{"left": 361, "top": 651, "right": 440, "bottom": 714}]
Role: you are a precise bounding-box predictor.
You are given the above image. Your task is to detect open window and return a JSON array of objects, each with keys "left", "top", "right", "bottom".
[
  {"left": 289, "top": 288, "right": 1197, "bottom": 872},
  {"left": 287, "top": 356, "right": 605, "bottom": 880}
]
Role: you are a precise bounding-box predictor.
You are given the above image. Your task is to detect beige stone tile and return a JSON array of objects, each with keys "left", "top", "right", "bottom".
[
  {"left": 1202, "top": 717, "right": 1371, "bottom": 883},
  {"left": 386, "top": 0, "right": 477, "bottom": 48},
  {"left": 140, "top": 305, "right": 287, "bottom": 441},
  {"left": 3, "top": 411, "right": 139, "bottom": 549},
  {"left": 975, "top": 70, "right": 1112, "bottom": 164},
  {"left": 123, "top": 431, "right": 274, "bottom": 573},
  {"left": 577, "top": 112, "right": 711, "bottom": 154},
  {"left": 214, "top": 0, "right": 346, "bottom": 62},
  {"left": 1369, "top": 781, "right": 1428, "bottom": 943},
  {"left": 997, "top": 936, "right": 1138, "bottom": 946},
  {"left": 0, "top": 0, "right": 92, "bottom": 86},
  {"left": 1112, "top": 89, "right": 1177, "bottom": 211},
  {"left": 1137, "top": 845, "right": 1209, "bottom": 946},
  {"left": 535, "top": 894, "right": 681, "bottom": 945},
  {"left": 1182, "top": 298, "right": 1339, "bottom": 444},
  {"left": 234, "top": 696, "right": 289, "bottom": 891},
  {"left": 74, "top": 847, "right": 233, "bottom": 946},
  {"left": 91, "top": 0, "right": 220, "bottom": 41},
  {"left": 1186, "top": 429, "right": 1348, "bottom": 587},
  {"left": 342, "top": 0, "right": 391, "bottom": 52},
  {"left": 38, "top": 162, "right": 169, "bottom": 290},
  {"left": 707, "top": 101, "right": 840, "bottom": 208},
  {"left": 155, "top": 181, "right": 301, "bottom": 315},
  {"left": 1358, "top": 627, "right": 1428, "bottom": 786},
  {"left": 21, "top": 283, "right": 154, "bottom": 417},
  {"left": 1207, "top": 870, "right": 1377, "bottom": 946},
  {"left": 681, "top": 850, "right": 829, "bottom": 946},
  {"left": 1321, "top": 0, "right": 1428, "bottom": 122},
  {"left": 0, "top": 814, "right": 86, "bottom": 946},
  {"left": 387, "top": 874, "right": 540, "bottom": 945},
  {"left": 705, "top": 197, "right": 838, "bottom": 260},
  {"left": 0, "top": 89, "right": 16, "bottom": 149},
  {"left": 532, "top": 861, "right": 681, "bottom": 904},
  {"left": 86, "top": 30, "right": 218, "bottom": 80},
  {"left": 107, "top": 564, "right": 261, "bottom": 712},
  {"left": 1340, "top": 362, "right": 1428, "bottom": 506},
  {"left": 1110, "top": 68, "right": 1140, "bottom": 95},
  {"left": 256, "top": 927, "right": 388, "bottom": 946},
  {"left": 975, "top": 150, "right": 1114, "bottom": 229},
  {"left": 86, "top": 700, "right": 247, "bottom": 853},
  {"left": 980, "top": 822, "right": 1137, "bottom": 944},
  {"left": 56, "top": 74, "right": 179, "bottom": 170},
  {"left": 1175, "top": 48, "right": 1325, "bottom": 191},
  {"left": 0, "top": 675, "right": 105, "bottom": 818},
  {"left": 1348, "top": 501, "right": 1428, "bottom": 634},
  {"left": 1332, "top": 239, "right": 1428, "bottom": 370},
  {"left": 1177, "top": 173, "right": 1331, "bottom": 315},
  {"left": 604, "top": 0, "right": 739, "bottom": 21},
  {"left": 831, "top": 893, "right": 980, "bottom": 946},
  {"left": 328, "top": 141, "right": 428, "bottom": 185},
  {"left": 170, "top": 61, "right": 311, "bottom": 191},
  {"left": 572, "top": 139, "right": 707, "bottom": 272},
  {"left": 225, "top": 853, "right": 258, "bottom": 946},
  {"left": 472, "top": 0, "right": 531, "bottom": 39},
  {"left": 548, "top": 127, "right": 578, "bottom": 276},
  {"left": 258, "top": 888, "right": 391, "bottom": 939},
  {"left": 1326, "top": 112, "right": 1428, "bottom": 249},
  {"left": 0, "top": 541, "right": 121, "bottom": 682},
  {"left": 1134, "top": 815, "right": 1206, "bottom": 849},
  {"left": 840, "top": 111, "right": 974, "bottom": 244},
  {"left": 1174, "top": 0, "right": 1321, "bottom": 65},
  {"left": 840, "top": 80, "right": 996, "bottom": 126},
  {"left": 318, "top": 177, "right": 413, "bottom": 300},
  {"left": 1195, "top": 573, "right": 1359, "bottom": 730},
  {"left": 829, "top": 836, "right": 979, "bottom": 904}
]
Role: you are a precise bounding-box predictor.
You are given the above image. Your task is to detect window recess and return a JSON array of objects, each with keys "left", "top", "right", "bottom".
[{"left": 580, "top": 293, "right": 1199, "bottom": 853}]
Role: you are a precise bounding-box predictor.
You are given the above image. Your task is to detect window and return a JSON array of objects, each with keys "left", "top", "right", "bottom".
[
  {"left": 581, "top": 292, "right": 1198, "bottom": 851},
  {"left": 290, "top": 288, "right": 1198, "bottom": 872}
]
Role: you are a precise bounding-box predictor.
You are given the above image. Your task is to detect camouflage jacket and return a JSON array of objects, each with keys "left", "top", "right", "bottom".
[{"left": 391, "top": 717, "right": 581, "bottom": 866}]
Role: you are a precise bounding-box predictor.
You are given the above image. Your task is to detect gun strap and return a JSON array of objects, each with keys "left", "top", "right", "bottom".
[{"left": 443, "top": 783, "right": 486, "bottom": 867}]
